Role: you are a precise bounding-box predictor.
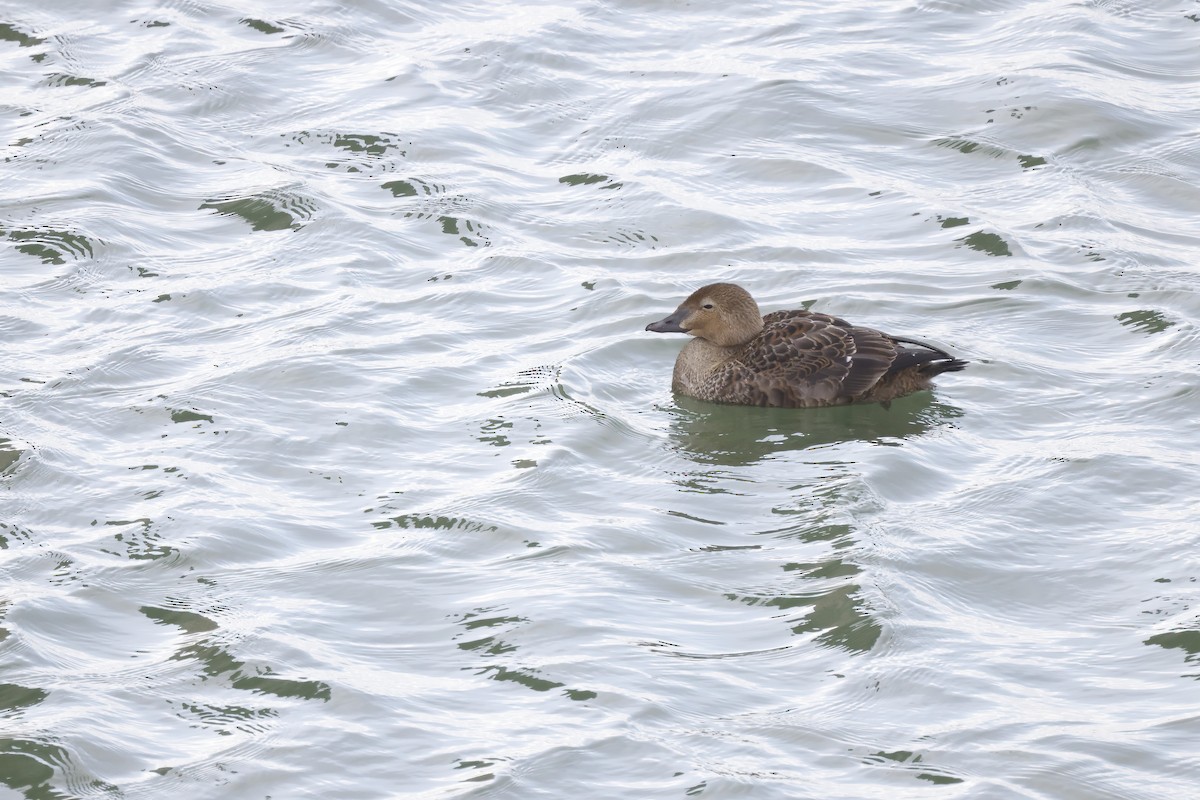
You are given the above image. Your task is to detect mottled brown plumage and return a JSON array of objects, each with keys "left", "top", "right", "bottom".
[{"left": 645, "top": 283, "right": 967, "bottom": 408}]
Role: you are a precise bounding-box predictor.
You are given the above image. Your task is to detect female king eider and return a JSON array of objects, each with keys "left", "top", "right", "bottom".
[{"left": 645, "top": 283, "right": 967, "bottom": 408}]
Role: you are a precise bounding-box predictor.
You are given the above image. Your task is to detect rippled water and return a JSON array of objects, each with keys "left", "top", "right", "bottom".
[{"left": 3, "top": 1, "right": 1200, "bottom": 797}]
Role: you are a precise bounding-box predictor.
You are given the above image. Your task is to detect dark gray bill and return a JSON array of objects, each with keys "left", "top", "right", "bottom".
[{"left": 645, "top": 306, "right": 689, "bottom": 333}]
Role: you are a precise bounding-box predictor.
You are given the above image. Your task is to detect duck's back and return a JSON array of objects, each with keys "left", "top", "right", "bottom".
[{"left": 681, "top": 309, "right": 961, "bottom": 408}]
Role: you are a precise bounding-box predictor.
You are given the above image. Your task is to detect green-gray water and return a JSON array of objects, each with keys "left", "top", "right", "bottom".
[{"left": 3, "top": 1, "right": 1199, "bottom": 798}]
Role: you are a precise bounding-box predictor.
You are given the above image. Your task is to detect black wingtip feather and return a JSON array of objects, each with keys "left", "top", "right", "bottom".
[{"left": 922, "top": 358, "right": 969, "bottom": 377}]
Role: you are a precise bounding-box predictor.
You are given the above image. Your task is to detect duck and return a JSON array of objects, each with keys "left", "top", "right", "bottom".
[{"left": 645, "top": 283, "right": 967, "bottom": 408}]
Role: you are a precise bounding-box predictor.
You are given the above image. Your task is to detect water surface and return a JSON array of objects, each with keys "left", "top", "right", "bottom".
[{"left": 3, "top": 1, "right": 1200, "bottom": 798}]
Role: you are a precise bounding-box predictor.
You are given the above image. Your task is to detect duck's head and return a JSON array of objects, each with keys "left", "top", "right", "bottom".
[{"left": 645, "top": 283, "right": 764, "bottom": 347}]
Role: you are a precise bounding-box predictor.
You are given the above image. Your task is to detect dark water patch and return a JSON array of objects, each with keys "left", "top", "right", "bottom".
[
  {"left": 241, "top": 18, "right": 285, "bottom": 35},
  {"left": 1116, "top": 309, "right": 1175, "bottom": 334},
  {"left": 667, "top": 395, "right": 955, "bottom": 467},
  {"left": 694, "top": 544, "right": 762, "bottom": 554},
  {"left": 669, "top": 474, "right": 744, "bottom": 499},
  {"left": 301, "top": 130, "right": 411, "bottom": 173},
  {"left": 382, "top": 177, "right": 456, "bottom": 202},
  {"left": 479, "top": 383, "right": 531, "bottom": 399},
  {"left": 455, "top": 758, "right": 499, "bottom": 783},
  {"left": 0, "top": 524, "right": 35, "bottom": 550},
  {"left": 46, "top": 73, "right": 107, "bottom": 88},
  {"left": 791, "top": 585, "right": 878, "bottom": 652},
  {"left": 457, "top": 609, "right": 526, "bottom": 632},
  {"left": 478, "top": 417, "right": 513, "bottom": 446},
  {"left": 200, "top": 192, "right": 315, "bottom": 231},
  {"left": 436, "top": 215, "right": 487, "bottom": 247},
  {"left": 287, "top": 129, "right": 407, "bottom": 157},
  {"left": 666, "top": 510, "right": 724, "bottom": 525},
  {"left": 1, "top": 227, "right": 96, "bottom": 264},
  {"left": 174, "top": 641, "right": 331, "bottom": 701},
  {"left": 177, "top": 700, "right": 278, "bottom": 733},
  {"left": 453, "top": 608, "right": 594, "bottom": 698},
  {"left": 0, "top": 22, "right": 44, "bottom": 47},
  {"left": 735, "top": 513, "right": 883, "bottom": 653},
  {"left": 374, "top": 514, "right": 498, "bottom": 533},
  {"left": 386, "top": 176, "right": 491, "bottom": 245},
  {"left": 0, "top": 737, "right": 117, "bottom": 799},
  {"left": 142, "top": 606, "right": 219, "bottom": 634},
  {"left": 593, "top": 226, "right": 658, "bottom": 248},
  {"left": 454, "top": 612, "right": 523, "bottom": 658},
  {"left": 100, "top": 517, "right": 175, "bottom": 561},
  {"left": 559, "top": 173, "right": 608, "bottom": 185},
  {"left": 232, "top": 673, "right": 330, "bottom": 701},
  {"left": 458, "top": 634, "right": 518, "bottom": 656},
  {"left": 473, "top": 665, "right": 563, "bottom": 692},
  {"left": 992, "top": 279, "right": 1021, "bottom": 290},
  {"left": 864, "top": 749, "right": 964, "bottom": 785},
  {"left": 170, "top": 408, "right": 213, "bottom": 424},
  {"left": 0, "top": 439, "right": 22, "bottom": 476},
  {"left": 933, "top": 136, "right": 1006, "bottom": 158},
  {"left": 382, "top": 179, "right": 420, "bottom": 196},
  {"left": 784, "top": 557, "right": 858, "bottom": 581},
  {"left": 559, "top": 173, "right": 620, "bottom": 190},
  {"left": 1145, "top": 629, "right": 1200, "bottom": 676},
  {"left": 727, "top": 565, "right": 881, "bottom": 655},
  {"left": 468, "top": 659, "right": 595, "bottom": 700},
  {"left": 932, "top": 135, "right": 1044, "bottom": 172},
  {"left": 331, "top": 133, "right": 402, "bottom": 157},
  {"left": 0, "top": 684, "right": 47, "bottom": 713},
  {"left": 956, "top": 230, "right": 1012, "bottom": 257}
]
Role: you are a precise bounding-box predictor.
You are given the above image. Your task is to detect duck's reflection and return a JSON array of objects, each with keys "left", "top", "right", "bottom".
[{"left": 665, "top": 392, "right": 963, "bottom": 467}]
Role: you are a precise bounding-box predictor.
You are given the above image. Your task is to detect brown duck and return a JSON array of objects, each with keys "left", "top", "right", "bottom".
[{"left": 645, "top": 283, "right": 967, "bottom": 408}]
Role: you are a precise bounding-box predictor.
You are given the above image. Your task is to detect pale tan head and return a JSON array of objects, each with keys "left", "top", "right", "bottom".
[{"left": 645, "top": 283, "right": 764, "bottom": 347}]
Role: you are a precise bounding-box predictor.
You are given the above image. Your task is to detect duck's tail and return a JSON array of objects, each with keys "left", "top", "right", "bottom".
[{"left": 887, "top": 336, "right": 969, "bottom": 377}]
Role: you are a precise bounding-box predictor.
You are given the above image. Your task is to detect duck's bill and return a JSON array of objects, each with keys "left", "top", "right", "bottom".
[{"left": 646, "top": 307, "right": 688, "bottom": 333}]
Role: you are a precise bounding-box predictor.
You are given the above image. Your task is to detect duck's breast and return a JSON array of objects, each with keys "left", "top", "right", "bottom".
[{"left": 671, "top": 338, "right": 740, "bottom": 397}]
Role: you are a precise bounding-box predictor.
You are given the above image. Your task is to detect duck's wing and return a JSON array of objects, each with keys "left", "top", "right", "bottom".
[{"left": 708, "top": 311, "right": 898, "bottom": 407}]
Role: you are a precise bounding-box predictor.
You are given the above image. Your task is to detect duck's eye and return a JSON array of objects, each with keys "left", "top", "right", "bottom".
[{"left": 702, "top": 303, "right": 714, "bottom": 310}]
